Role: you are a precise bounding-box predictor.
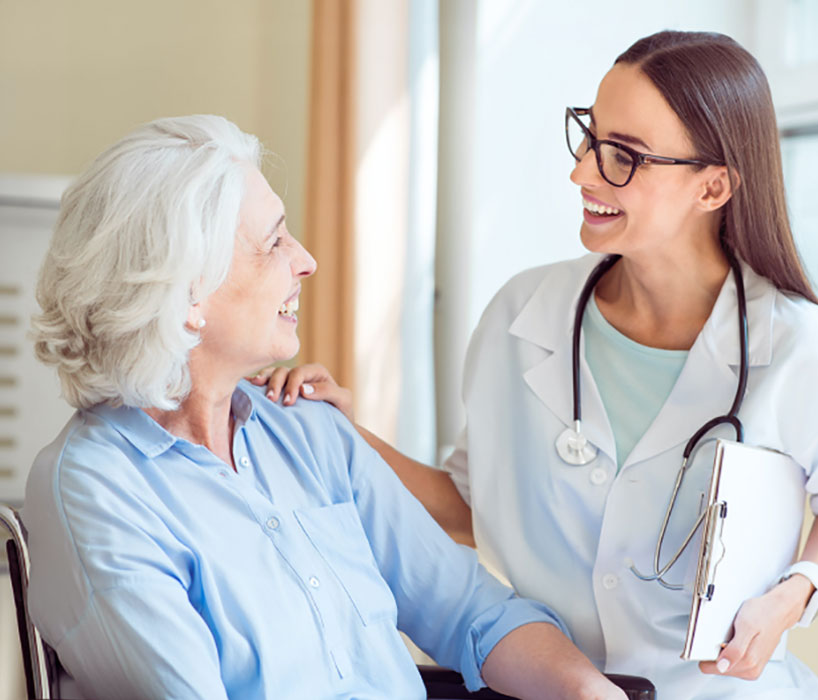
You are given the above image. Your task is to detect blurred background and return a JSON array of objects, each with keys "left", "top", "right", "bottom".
[{"left": 1, "top": 0, "right": 817, "bottom": 695}]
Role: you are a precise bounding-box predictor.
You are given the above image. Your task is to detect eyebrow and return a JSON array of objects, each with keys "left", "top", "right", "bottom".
[{"left": 589, "top": 107, "right": 652, "bottom": 152}]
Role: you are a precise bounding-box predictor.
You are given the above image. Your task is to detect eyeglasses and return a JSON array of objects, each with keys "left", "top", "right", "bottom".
[{"left": 565, "top": 107, "right": 715, "bottom": 187}]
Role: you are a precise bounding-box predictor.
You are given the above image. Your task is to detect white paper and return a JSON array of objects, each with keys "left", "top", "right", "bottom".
[{"left": 683, "top": 440, "right": 805, "bottom": 661}]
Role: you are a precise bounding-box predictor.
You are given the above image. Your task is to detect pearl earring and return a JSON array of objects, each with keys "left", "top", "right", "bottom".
[{"left": 197, "top": 319, "right": 206, "bottom": 329}]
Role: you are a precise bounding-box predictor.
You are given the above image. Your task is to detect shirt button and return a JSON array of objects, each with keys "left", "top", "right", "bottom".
[
  {"left": 308, "top": 576, "right": 320, "bottom": 588},
  {"left": 602, "top": 573, "right": 618, "bottom": 590},
  {"left": 266, "top": 517, "right": 280, "bottom": 530},
  {"left": 239, "top": 456, "right": 250, "bottom": 467},
  {"left": 590, "top": 467, "right": 608, "bottom": 485}
]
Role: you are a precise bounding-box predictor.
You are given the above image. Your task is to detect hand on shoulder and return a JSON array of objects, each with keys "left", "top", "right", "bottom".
[{"left": 248, "top": 363, "right": 354, "bottom": 422}]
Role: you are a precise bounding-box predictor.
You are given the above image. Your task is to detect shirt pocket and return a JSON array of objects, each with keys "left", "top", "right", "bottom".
[{"left": 294, "top": 501, "right": 397, "bottom": 626}]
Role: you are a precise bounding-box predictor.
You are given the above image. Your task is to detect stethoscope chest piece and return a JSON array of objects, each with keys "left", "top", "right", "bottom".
[
  {"left": 556, "top": 423, "right": 598, "bottom": 465},
  {"left": 559, "top": 251, "right": 750, "bottom": 589}
]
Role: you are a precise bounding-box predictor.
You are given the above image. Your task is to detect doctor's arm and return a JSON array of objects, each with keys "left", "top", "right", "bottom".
[
  {"left": 699, "top": 514, "right": 818, "bottom": 680},
  {"left": 252, "top": 363, "right": 475, "bottom": 545}
]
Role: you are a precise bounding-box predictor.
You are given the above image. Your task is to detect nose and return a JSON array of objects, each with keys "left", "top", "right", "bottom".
[
  {"left": 291, "top": 237, "right": 317, "bottom": 278},
  {"left": 569, "top": 149, "right": 602, "bottom": 188}
]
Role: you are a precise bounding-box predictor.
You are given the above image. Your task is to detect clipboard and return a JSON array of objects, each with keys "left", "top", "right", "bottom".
[{"left": 682, "top": 439, "right": 805, "bottom": 661}]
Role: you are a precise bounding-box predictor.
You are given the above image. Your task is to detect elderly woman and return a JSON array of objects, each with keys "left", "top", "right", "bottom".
[{"left": 22, "top": 116, "right": 624, "bottom": 700}]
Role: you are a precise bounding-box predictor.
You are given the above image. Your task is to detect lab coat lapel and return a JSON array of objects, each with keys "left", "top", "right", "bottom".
[
  {"left": 623, "top": 262, "right": 775, "bottom": 469},
  {"left": 509, "top": 255, "right": 617, "bottom": 463}
]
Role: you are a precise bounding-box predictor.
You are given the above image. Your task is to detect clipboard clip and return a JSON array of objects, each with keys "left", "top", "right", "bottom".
[{"left": 698, "top": 500, "right": 728, "bottom": 601}]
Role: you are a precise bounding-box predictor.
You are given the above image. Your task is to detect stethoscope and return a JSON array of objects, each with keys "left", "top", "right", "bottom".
[{"left": 555, "top": 251, "right": 749, "bottom": 589}]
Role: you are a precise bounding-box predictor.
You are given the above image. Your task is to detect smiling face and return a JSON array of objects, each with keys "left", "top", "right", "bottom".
[
  {"left": 570, "top": 63, "right": 722, "bottom": 261},
  {"left": 197, "top": 166, "right": 316, "bottom": 377}
]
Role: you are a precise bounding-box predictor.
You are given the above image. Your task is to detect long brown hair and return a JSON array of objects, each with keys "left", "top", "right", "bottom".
[{"left": 616, "top": 31, "right": 817, "bottom": 303}]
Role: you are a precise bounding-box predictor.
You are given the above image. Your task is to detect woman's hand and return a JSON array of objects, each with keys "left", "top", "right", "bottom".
[
  {"left": 247, "top": 363, "right": 354, "bottom": 422},
  {"left": 699, "top": 574, "right": 814, "bottom": 680}
]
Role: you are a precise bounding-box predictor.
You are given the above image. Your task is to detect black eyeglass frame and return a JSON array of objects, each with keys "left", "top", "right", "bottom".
[{"left": 565, "top": 107, "right": 717, "bottom": 187}]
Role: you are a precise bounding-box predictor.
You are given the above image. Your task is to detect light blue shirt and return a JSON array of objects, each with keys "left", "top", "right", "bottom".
[
  {"left": 22, "top": 381, "right": 564, "bottom": 700},
  {"left": 583, "top": 296, "right": 688, "bottom": 470}
]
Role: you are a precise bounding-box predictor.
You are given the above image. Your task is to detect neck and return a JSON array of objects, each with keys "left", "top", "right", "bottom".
[
  {"left": 143, "top": 354, "right": 242, "bottom": 470},
  {"left": 595, "top": 237, "right": 730, "bottom": 350}
]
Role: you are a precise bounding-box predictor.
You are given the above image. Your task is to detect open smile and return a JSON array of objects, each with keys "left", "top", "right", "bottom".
[
  {"left": 278, "top": 287, "right": 300, "bottom": 322},
  {"left": 582, "top": 194, "right": 624, "bottom": 224}
]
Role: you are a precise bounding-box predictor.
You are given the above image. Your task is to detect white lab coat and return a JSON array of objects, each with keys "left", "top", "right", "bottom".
[{"left": 446, "top": 254, "right": 818, "bottom": 699}]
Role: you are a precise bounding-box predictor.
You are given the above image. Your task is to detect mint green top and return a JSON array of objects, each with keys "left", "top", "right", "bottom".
[{"left": 583, "top": 296, "right": 689, "bottom": 470}]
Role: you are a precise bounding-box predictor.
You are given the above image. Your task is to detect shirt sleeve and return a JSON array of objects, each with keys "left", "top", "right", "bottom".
[
  {"left": 326, "top": 411, "right": 568, "bottom": 691},
  {"left": 23, "top": 435, "right": 229, "bottom": 700},
  {"left": 57, "top": 580, "right": 229, "bottom": 700}
]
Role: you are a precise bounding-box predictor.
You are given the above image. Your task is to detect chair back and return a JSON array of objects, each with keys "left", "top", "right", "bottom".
[{"left": 1, "top": 504, "right": 57, "bottom": 699}]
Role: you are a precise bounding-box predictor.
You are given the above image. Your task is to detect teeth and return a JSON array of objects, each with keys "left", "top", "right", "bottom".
[
  {"left": 278, "top": 297, "right": 299, "bottom": 317},
  {"left": 583, "top": 198, "right": 621, "bottom": 216}
]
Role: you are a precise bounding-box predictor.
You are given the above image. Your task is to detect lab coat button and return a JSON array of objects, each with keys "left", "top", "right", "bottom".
[
  {"left": 590, "top": 467, "right": 608, "bottom": 485},
  {"left": 309, "top": 576, "right": 320, "bottom": 588},
  {"left": 602, "top": 574, "right": 618, "bottom": 590},
  {"left": 240, "top": 456, "right": 250, "bottom": 467},
  {"left": 267, "top": 517, "right": 280, "bottom": 530}
]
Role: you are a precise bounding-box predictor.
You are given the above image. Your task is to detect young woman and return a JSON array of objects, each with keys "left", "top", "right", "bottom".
[{"left": 268, "top": 31, "right": 818, "bottom": 699}]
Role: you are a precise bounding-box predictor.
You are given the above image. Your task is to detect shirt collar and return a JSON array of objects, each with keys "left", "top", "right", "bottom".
[
  {"left": 90, "top": 382, "right": 259, "bottom": 458},
  {"left": 509, "top": 254, "right": 776, "bottom": 368},
  {"left": 509, "top": 254, "right": 606, "bottom": 350},
  {"left": 231, "top": 383, "right": 256, "bottom": 429},
  {"left": 700, "top": 260, "right": 775, "bottom": 367}
]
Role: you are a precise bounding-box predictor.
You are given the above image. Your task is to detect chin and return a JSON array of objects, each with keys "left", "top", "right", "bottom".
[
  {"left": 277, "top": 339, "right": 300, "bottom": 363},
  {"left": 579, "top": 225, "right": 606, "bottom": 254},
  {"left": 579, "top": 225, "right": 623, "bottom": 257}
]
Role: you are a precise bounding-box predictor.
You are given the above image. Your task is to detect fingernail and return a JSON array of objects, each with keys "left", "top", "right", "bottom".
[
  {"left": 284, "top": 394, "right": 291, "bottom": 404},
  {"left": 302, "top": 384, "right": 315, "bottom": 395},
  {"left": 717, "top": 659, "right": 730, "bottom": 674},
  {"left": 266, "top": 391, "right": 274, "bottom": 400}
]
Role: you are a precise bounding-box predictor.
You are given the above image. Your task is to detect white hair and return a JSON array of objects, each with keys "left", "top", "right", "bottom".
[{"left": 32, "top": 115, "right": 261, "bottom": 409}]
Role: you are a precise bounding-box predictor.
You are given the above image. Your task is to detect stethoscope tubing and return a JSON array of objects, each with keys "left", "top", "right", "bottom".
[
  {"left": 564, "top": 249, "right": 749, "bottom": 589},
  {"left": 571, "top": 254, "right": 621, "bottom": 427}
]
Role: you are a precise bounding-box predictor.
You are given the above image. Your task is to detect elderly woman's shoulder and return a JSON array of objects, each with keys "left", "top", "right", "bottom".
[
  {"left": 27, "top": 407, "right": 150, "bottom": 495},
  {"left": 240, "top": 379, "right": 350, "bottom": 436},
  {"left": 239, "top": 380, "right": 357, "bottom": 477},
  {"left": 23, "top": 407, "right": 158, "bottom": 547}
]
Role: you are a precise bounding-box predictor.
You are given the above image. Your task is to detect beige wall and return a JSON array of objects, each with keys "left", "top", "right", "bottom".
[
  {"left": 0, "top": 5, "right": 313, "bottom": 696},
  {"left": 0, "top": 0, "right": 312, "bottom": 239}
]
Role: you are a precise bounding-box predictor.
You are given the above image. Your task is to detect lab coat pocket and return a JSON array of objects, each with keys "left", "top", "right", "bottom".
[{"left": 294, "top": 502, "right": 397, "bottom": 626}]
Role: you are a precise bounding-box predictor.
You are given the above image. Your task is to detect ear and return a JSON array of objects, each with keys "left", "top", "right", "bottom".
[
  {"left": 697, "top": 166, "right": 740, "bottom": 212},
  {"left": 185, "top": 302, "right": 206, "bottom": 331}
]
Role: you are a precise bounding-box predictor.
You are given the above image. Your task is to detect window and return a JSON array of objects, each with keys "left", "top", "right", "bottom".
[{"left": 782, "top": 130, "right": 818, "bottom": 287}]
